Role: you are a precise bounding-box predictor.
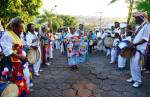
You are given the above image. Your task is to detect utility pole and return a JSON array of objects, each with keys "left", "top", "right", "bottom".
[{"left": 96, "top": 12, "right": 103, "bottom": 30}]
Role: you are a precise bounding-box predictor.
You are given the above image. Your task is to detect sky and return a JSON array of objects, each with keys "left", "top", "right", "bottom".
[{"left": 41, "top": 0, "right": 128, "bottom": 18}]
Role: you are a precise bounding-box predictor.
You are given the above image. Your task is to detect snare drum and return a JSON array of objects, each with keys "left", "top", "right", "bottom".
[
  {"left": 27, "top": 48, "right": 40, "bottom": 64},
  {"left": 117, "top": 40, "right": 135, "bottom": 58},
  {"left": 0, "top": 82, "right": 18, "bottom": 97},
  {"left": 104, "top": 37, "right": 114, "bottom": 48}
]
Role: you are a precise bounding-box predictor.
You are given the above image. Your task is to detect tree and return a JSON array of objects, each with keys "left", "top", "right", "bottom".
[
  {"left": 109, "top": 0, "right": 135, "bottom": 24},
  {"left": 0, "top": 0, "right": 42, "bottom": 25},
  {"left": 38, "top": 11, "right": 78, "bottom": 33},
  {"left": 58, "top": 15, "right": 78, "bottom": 28},
  {"left": 135, "top": 0, "right": 150, "bottom": 21}
]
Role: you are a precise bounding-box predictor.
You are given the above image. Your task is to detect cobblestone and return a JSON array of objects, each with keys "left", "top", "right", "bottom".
[{"left": 30, "top": 50, "right": 150, "bottom": 97}]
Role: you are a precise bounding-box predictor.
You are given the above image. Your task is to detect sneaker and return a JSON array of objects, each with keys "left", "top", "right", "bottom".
[
  {"left": 34, "top": 72, "right": 40, "bottom": 77},
  {"left": 109, "top": 61, "right": 114, "bottom": 64},
  {"left": 45, "top": 62, "right": 51, "bottom": 66},
  {"left": 30, "top": 83, "right": 34, "bottom": 87},
  {"left": 126, "top": 78, "right": 134, "bottom": 83},
  {"left": 133, "top": 82, "right": 141, "bottom": 88},
  {"left": 40, "top": 69, "right": 44, "bottom": 72}
]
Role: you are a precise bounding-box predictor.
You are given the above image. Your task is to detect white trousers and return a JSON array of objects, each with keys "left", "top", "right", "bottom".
[
  {"left": 33, "top": 46, "right": 42, "bottom": 73},
  {"left": 111, "top": 48, "right": 117, "bottom": 62},
  {"left": 60, "top": 43, "right": 64, "bottom": 53},
  {"left": 118, "top": 55, "right": 126, "bottom": 68},
  {"left": 130, "top": 51, "right": 141, "bottom": 82},
  {"left": 50, "top": 46, "right": 53, "bottom": 59},
  {"left": 106, "top": 49, "right": 111, "bottom": 56},
  {"left": 55, "top": 40, "right": 60, "bottom": 49},
  {"left": 97, "top": 40, "right": 106, "bottom": 51},
  {"left": 23, "top": 63, "right": 30, "bottom": 88}
]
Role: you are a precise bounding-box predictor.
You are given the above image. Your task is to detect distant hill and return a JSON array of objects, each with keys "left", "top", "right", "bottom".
[{"left": 76, "top": 16, "right": 126, "bottom": 27}]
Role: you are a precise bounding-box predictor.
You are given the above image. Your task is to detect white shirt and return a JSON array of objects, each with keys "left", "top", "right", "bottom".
[
  {"left": 0, "top": 32, "right": 14, "bottom": 56},
  {"left": 26, "top": 31, "right": 39, "bottom": 47},
  {"left": 101, "top": 32, "right": 107, "bottom": 39},
  {"left": 133, "top": 23, "right": 150, "bottom": 53},
  {"left": 114, "top": 28, "right": 121, "bottom": 35},
  {"left": 113, "top": 38, "right": 120, "bottom": 47},
  {"left": 123, "top": 36, "right": 132, "bottom": 42}
]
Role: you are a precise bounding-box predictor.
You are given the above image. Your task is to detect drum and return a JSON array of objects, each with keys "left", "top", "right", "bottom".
[
  {"left": 103, "top": 37, "right": 114, "bottom": 48},
  {"left": 0, "top": 82, "right": 18, "bottom": 97},
  {"left": 117, "top": 40, "right": 135, "bottom": 58},
  {"left": 27, "top": 48, "right": 40, "bottom": 64}
]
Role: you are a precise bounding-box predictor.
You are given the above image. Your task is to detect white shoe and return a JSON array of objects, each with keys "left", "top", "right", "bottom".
[
  {"left": 40, "top": 69, "right": 44, "bottom": 72},
  {"left": 133, "top": 82, "right": 141, "bottom": 88},
  {"left": 109, "top": 61, "right": 114, "bottom": 64},
  {"left": 30, "top": 83, "right": 34, "bottom": 87},
  {"left": 126, "top": 78, "right": 133, "bottom": 83},
  {"left": 34, "top": 73, "right": 40, "bottom": 77},
  {"left": 46, "top": 62, "right": 51, "bottom": 66}
]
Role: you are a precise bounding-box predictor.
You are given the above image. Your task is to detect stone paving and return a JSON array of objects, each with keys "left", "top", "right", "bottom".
[{"left": 30, "top": 50, "right": 150, "bottom": 97}]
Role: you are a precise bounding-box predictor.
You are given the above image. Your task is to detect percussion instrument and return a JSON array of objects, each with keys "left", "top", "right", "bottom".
[
  {"left": 89, "top": 40, "right": 94, "bottom": 46},
  {"left": 117, "top": 40, "right": 135, "bottom": 58},
  {"left": 103, "top": 37, "right": 114, "bottom": 48},
  {"left": 27, "top": 48, "right": 40, "bottom": 64},
  {"left": 0, "top": 82, "right": 18, "bottom": 97}
]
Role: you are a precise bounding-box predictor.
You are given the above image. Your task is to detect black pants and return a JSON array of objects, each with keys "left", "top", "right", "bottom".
[{"left": 88, "top": 45, "right": 93, "bottom": 54}]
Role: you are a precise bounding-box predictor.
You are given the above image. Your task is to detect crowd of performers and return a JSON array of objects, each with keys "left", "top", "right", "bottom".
[
  {"left": 0, "top": 11, "right": 150, "bottom": 97},
  {"left": 0, "top": 17, "right": 55, "bottom": 97},
  {"left": 97, "top": 12, "right": 150, "bottom": 88},
  {"left": 0, "top": 16, "right": 97, "bottom": 96}
]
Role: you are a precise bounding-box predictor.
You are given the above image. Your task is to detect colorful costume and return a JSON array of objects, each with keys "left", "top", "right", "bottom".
[
  {"left": 66, "top": 32, "right": 88, "bottom": 66},
  {"left": 5, "top": 31, "right": 29, "bottom": 96}
]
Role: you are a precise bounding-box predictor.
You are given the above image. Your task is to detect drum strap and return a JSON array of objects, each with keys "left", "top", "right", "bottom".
[{"left": 134, "top": 22, "right": 147, "bottom": 36}]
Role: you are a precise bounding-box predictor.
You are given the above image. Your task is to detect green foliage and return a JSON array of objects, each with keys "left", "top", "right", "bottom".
[
  {"left": 135, "top": 0, "right": 150, "bottom": 21},
  {"left": 38, "top": 11, "right": 78, "bottom": 32},
  {"left": 0, "top": 0, "right": 42, "bottom": 25},
  {"left": 109, "top": 0, "right": 135, "bottom": 24},
  {"left": 84, "top": 24, "right": 96, "bottom": 32},
  {"left": 58, "top": 15, "right": 78, "bottom": 28}
]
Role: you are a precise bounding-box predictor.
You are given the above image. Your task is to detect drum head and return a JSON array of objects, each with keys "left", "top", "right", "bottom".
[
  {"left": 1, "top": 83, "right": 18, "bottom": 97},
  {"left": 27, "top": 49, "right": 40, "bottom": 64},
  {"left": 104, "top": 37, "right": 114, "bottom": 48}
]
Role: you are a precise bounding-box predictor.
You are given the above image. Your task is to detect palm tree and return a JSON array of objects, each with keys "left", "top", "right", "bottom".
[{"left": 109, "top": 0, "right": 135, "bottom": 24}]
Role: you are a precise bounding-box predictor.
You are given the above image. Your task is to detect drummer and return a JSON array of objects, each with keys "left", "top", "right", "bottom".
[
  {"left": 2, "top": 17, "right": 29, "bottom": 96},
  {"left": 26, "top": 23, "right": 42, "bottom": 77},
  {"left": 110, "top": 33, "right": 121, "bottom": 64},
  {"left": 114, "top": 22, "right": 121, "bottom": 35},
  {"left": 117, "top": 25, "right": 133, "bottom": 70},
  {"left": 126, "top": 12, "right": 150, "bottom": 88},
  {"left": 97, "top": 29, "right": 107, "bottom": 53}
]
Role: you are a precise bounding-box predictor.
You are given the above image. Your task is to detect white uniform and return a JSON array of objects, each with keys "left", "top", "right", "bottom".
[
  {"left": 110, "top": 38, "right": 120, "bottom": 63},
  {"left": 97, "top": 32, "right": 107, "bottom": 52},
  {"left": 118, "top": 36, "right": 132, "bottom": 68},
  {"left": 0, "top": 32, "right": 13, "bottom": 56},
  {"left": 130, "top": 22, "right": 150, "bottom": 82},
  {"left": 55, "top": 33, "right": 60, "bottom": 49},
  {"left": 26, "top": 31, "right": 42, "bottom": 74}
]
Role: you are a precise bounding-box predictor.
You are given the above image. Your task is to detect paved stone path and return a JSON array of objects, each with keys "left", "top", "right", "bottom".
[{"left": 30, "top": 50, "right": 150, "bottom": 97}]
